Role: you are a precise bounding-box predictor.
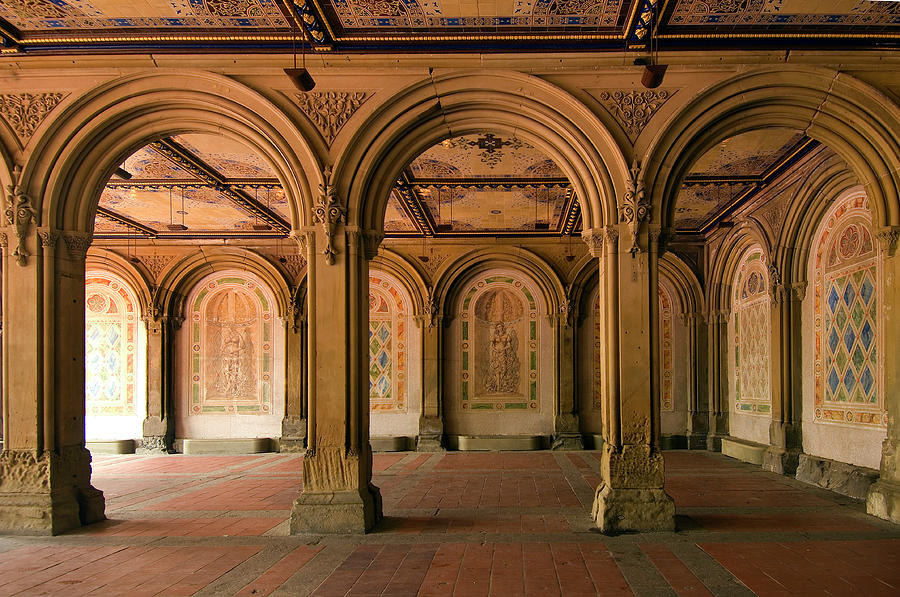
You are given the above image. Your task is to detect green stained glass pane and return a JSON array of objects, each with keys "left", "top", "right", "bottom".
[
  {"left": 530, "top": 351, "right": 536, "bottom": 370},
  {"left": 530, "top": 381, "right": 536, "bottom": 401},
  {"left": 835, "top": 348, "right": 848, "bottom": 372},
  {"left": 462, "top": 352, "right": 468, "bottom": 371},
  {"left": 472, "top": 403, "right": 493, "bottom": 409},
  {"left": 193, "top": 354, "right": 200, "bottom": 374},
  {"left": 193, "top": 323, "right": 200, "bottom": 343},
  {"left": 462, "top": 321, "right": 468, "bottom": 341},
  {"left": 504, "top": 403, "right": 527, "bottom": 409},
  {"left": 850, "top": 302, "right": 865, "bottom": 330},
  {"left": 851, "top": 345, "right": 865, "bottom": 371},
  {"left": 192, "top": 384, "right": 199, "bottom": 403},
  {"left": 530, "top": 321, "right": 536, "bottom": 341},
  {"left": 264, "top": 323, "right": 271, "bottom": 343},
  {"left": 835, "top": 387, "right": 848, "bottom": 403},
  {"left": 852, "top": 270, "right": 864, "bottom": 285},
  {"left": 834, "top": 307, "right": 847, "bottom": 332},
  {"left": 462, "top": 381, "right": 468, "bottom": 400},
  {"left": 194, "top": 288, "right": 208, "bottom": 309},
  {"left": 369, "top": 362, "right": 379, "bottom": 378},
  {"left": 263, "top": 353, "right": 270, "bottom": 372},
  {"left": 219, "top": 277, "right": 244, "bottom": 284}
]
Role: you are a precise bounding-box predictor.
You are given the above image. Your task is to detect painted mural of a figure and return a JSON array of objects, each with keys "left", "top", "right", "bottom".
[
  {"left": 487, "top": 321, "right": 518, "bottom": 393},
  {"left": 206, "top": 289, "right": 257, "bottom": 399},
  {"left": 475, "top": 286, "right": 523, "bottom": 395}
]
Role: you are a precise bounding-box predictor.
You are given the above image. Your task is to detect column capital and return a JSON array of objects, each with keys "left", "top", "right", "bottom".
[
  {"left": 62, "top": 231, "right": 92, "bottom": 258},
  {"left": 878, "top": 226, "right": 900, "bottom": 256}
]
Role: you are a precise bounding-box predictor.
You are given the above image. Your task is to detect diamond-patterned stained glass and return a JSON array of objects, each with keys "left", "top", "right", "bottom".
[
  {"left": 814, "top": 196, "right": 885, "bottom": 427},
  {"left": 368, "top": 273, "right": 409, "bottom": 412},
  {"left": 85, "top": 273, "right": 139, "bottom": 416}
]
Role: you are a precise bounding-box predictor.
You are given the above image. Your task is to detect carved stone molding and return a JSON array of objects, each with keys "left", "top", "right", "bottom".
[
  {"left": 790, "top": 281, "right": 808, "bottom": 302},
  {"left": 559, "top": 295, "right": 575, "bottom": 329},
  {"left": 581, "top": 227, "right": 605, "bottom": 257},
  {"left": 280, "top": 253, "right": 308, "bottom": 280},
  {"left": 139, "top": 254, "right": 175, "bottom": 281},
  {"left": 595, "top": 89, "right": 676, "bottom": 143},
  {"left": 62, "top": 231, "right": 92, "bottom": 258},
  {"left": 878, "top": 226, "right": 900, "bottom": 256},
  {"left": 294, "top": 91, "right": 372, "bottom": 145},
  {"left": 4, "top": 168, "right": 34, "bottom": 267},
  {"left": 424, "top": 288, "right": 439, "bottom": 328},
  {"left": 0, "top": 92, "right": 67, "bottom": 143},
  {"left": 619, "top": 160, "right": 649, "bottom": 255},
  {"left": 311, "top": 167, "right": 345, "bottom": 265},
  {"left": 417, "top": 249, "right": 448, "bottom": 278},
  {"left": 768, "top": 263, "right": 784, "bottom": 304}
]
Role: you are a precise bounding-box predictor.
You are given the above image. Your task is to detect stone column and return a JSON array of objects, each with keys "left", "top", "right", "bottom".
[
  {"left": 552, "top": 293, "right": 583, "bottom": 450},
  {"left": 867, "top": 228, "right": 900, "bottom": 523},
  {"left": 764, "top": 265, "right": 805, "bottom": 475},
  {"left": 140, "top": 312, "right": 177, "bottom": 453},
  {"left": 0, "top": 202, "right": 105, "bottom": 533},
  {"left": 683, "top": 312, "right": 710, "bottom": 450},
  {"left": 587, "top": 192, "right": 675, "bottom": 532},
  {"left": 281, "top": 285, "right": 307, "bottom": 452},
  {"left": 417, "top": 291, "right": 443, "bottom": 451},
  {"left": 706, "top": 308, "right": 730, "bottom": 451},
  {"left": 290, "top": 174, "right": 382, "bottom": 533}
]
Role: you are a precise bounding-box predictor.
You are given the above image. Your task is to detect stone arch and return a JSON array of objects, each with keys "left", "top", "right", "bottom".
[
  {"left": 22, "top": 70, "right": 318, "bottom": 233},
  {"left": 707, "top": 224, "right": 771, "bottom": 316},
  {"left": 659, "top": 253, "right": 704, "bottom": 318},
  {"left": 337, "top": 70, "right": 627, "bottom": 235},
  {"left": 370, "top": 250, "right": 427, "bottom": 319},
  {"left": 645, "top": 66, "right": 900, "bottom": 233},
  {"left": 156, "top": 248, "right": 292, "bottom": 324}
]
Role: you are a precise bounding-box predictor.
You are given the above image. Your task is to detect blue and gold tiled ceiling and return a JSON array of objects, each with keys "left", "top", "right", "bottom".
[{"left": 1, "top": 1, "right": 898, "bottom": 53}]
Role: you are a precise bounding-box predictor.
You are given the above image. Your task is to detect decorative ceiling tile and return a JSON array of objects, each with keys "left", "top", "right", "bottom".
[
  {"left": 384, "top": 193, "right": 418, "bottom": 232},
  {"left": 689, "top": 129, "right": 806, "bottom": 177},
  {"left": 170, "top": 133, "right": 277, "bottom": 178},
  {"left": 293, "top": 91, "right": 373, "bottom": 145},
  {"left": 0, "top": 92, "right": 67, "bottom": 143},
  {"left": 409, "top": 133, "right": 564, "bottom": 178},
  {"left": 674, "top": 182, "right": 754, "bottom": 230},
  {"left": 121, "top": 146, "right": 201, "bottom": 180},
  {"left": 592, "top": 89, "right": 676, "bottom": 142}
]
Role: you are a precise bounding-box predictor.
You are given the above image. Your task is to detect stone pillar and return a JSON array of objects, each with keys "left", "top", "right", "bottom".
[
  {"left": 0, "top": 207, "right": 105, "bottom": 533},
  {"left": 281, "top": 285, "right": 307, "bottom": 452},
  {"left": 587, "top": 214, "right": 674, "bottom": 531},
  {"left": 683, "top": 312, "right": 710, "bottom": 450},
  {"left": 706, "top": 308, "right": 730, "bottom": 451},
  {"left": 764, "top": 266, "right": 805, "bottom": 475},
  {"left": 290, "top": 174, "right": 382, "bottom": 534},
  {"left": 417, "top": 292, "right": 443, "bottom": 451},
  {"left": 140, "top": 313, "right": 177, "bottom": 453},
  {"left": 553, "top": 293, "right": 583, "bottom": 450},
  {"left": 868, "top": 228, "right": 900, "bottom": 523}
]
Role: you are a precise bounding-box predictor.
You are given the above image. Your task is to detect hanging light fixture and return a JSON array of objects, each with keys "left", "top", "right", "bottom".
[
  {"left": 637, "top": 0, "right": 666, "bottom": 89},
  {"left": 284, "top": 1, "right": 316, "bottom": 92}
]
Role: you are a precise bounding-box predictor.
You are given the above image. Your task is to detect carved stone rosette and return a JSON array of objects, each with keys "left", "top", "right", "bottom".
[
  {"left": 311, "top": 168, "right": 345, "bottom": 265},
  {"left": 619, "top": 161, "right": 649, "bottom": 255}
]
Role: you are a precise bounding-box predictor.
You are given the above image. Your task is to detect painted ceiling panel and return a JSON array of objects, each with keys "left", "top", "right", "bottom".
[
  {"left": 94, "top": 213, "right": 135, "bottom": 233},
  {"left": 674, "top": 183, "right": 754, "bottom": 231},
  {"left": 409, "top": 133, "right": 564, "bottom": 179},
  {"left": 418, "top": 185, "right": 569, "bottom": 232},
  {"left": 99, "top": 185, "right": 256, "bottom": 232},
  {"left": 0, "top": 0, "right": 289, "bottom": 31},
  {"left": 384, "top": 192, "right": 418, "bottom": 232},
  {"left": 236, "top": 184, "right": 291, "bottom": 221},
  {"left": 689, "top": 129, "right": 805, "bottom": 177},
  {"left": 121, "top": 146, "right": 201, "bottom": 180},
  {"left": 171, "top": 133, "right": 278, "bottom": 179},
  {"left": 666, "top": 0, "right": 900, "bottom": 29}
]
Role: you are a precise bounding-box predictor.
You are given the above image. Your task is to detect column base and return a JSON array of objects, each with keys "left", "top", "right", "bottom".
[
  {"left": 591, "top": 485, "right": 675, "bottom": 533},
  {"left": 685, "top": 432, "right": 708, "bottom": 450},
  {"left": 290, "top": 486, "right": 382, "bottom": 534},
  {"left": 763, "top": 446, "right": 801, "bottom": 475},
  {"left": 706, "top": 432, "right": 727, "bottom": 452},
  {"left": 137, "top": 436, "right": 168, "bottom": 454},
  {"left": 0, "top": 447, "right": 106, "bottom": 535},
  {"left": 417, "top": 416, "right": 444, "bottom": 452},
  {"left": 552, "top": 433, "right": 584, "bottom": 451},
  {"left": 280, "top": 417, "right": 307, "bottom": 453},
  {"left": 867, "top": 479, "right": 900, "bottom": 524}
]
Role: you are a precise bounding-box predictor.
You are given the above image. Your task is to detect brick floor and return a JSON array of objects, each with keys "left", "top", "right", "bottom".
[{"left": 0, "top": 450, "right": 897, "bottom": 596}]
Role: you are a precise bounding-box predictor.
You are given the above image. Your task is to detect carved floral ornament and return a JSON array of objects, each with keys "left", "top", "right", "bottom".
[
  {"left": 294, "top": 91, "right": 372, "bottom": 145},
  {"left": 0, "top": 92, "right": 67, "bottom": 144},
  {"left": 3, "top": 166, "right": 34, "bottom": 266},
  {"left": 596, "top": 89, "right": 676, "bottom": 143},
  {"left": 311, "top": 167, "right": 346, "bottom": 265},
  {"left": 619, "top": 160, "right": 650, "bottom": 255}
]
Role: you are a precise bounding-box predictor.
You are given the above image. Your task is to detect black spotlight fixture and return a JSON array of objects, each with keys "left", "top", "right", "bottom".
[{"left": 285, "top": 3, "right": 315, "bottom": 92}]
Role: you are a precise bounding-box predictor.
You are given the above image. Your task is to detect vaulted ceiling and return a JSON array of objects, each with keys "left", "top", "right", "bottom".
[{"left": 2, "top": 1, "right": 898, "bottom": 54}]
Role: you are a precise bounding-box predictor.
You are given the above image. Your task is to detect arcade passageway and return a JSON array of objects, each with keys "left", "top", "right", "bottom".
[{"left": 0, "top": 450, "right": 897, "bottom": 596}]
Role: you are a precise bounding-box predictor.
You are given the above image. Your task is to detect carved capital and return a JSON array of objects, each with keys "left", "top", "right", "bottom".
[
  {"left": 37, "top": 226, "right": 59, "bottom": 249},
  {"left": 790, "top": 281, "right": 808, "bottom": 302},
  {"left": 604, "top": 225, "right": 620, "bottom": 245},
  {"left": 62, "top": 231, "right": 92, "bottom": 258},
  {"left": 311, "top": 167, "right": 345, "bottom": 265},
  {"left": 0, "top": 231, "right": 7, "bottom": 249},
  {"left": 618, "top": 160, "right": 649, "bottom": 255},
  {"left": 768, "top": 264, "right": 785, "bottom": 304},
  {"left": 581, "top": 228, "right": 605, "bottom": 257},
  {"left": 362, "top": 229, "right": 384, "bottom": 261},
  {"left": 878, "top": 226, "right": 900, "bottom": 256}
]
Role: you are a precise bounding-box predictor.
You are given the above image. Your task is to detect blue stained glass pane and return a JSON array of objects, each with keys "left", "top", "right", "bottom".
[
  {"left": 828, "top": 328, "right": 840, "bottom": 353},
  {"left": 860, "top": 366, "right": 875, "bottom": 396},
  {"left": 827, "top": 368, "right": 840, "bottom": 394},
  {"left": 843, "top": 326, "right": 856, "bottom": 353},
  {"left": 843, "top": 281, "right": 855, "bottom": 307},
  {"left": 860, "top": 277, "right": 875, "bottom": 305},
  {"left": 377, "top": 326, "right": 390, "bottom": 342},
  {"left": 827, "top": 286, "right": 840, "bottom": 313},
  {"left": 860, "top": 320, "right": 874, "bottom": 351},
  {"left": 377, "top": 351, "right": 390, "bottom": 369},
  {"left": 843, "top": 367, "right": 856, "bottom": 393},
  {"left": 105, "top": 327, "right": 120, "bottom": 344}
]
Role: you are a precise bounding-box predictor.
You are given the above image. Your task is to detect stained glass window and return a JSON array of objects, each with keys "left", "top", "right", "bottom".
[
  {"left": 814, "top": 194, "right": 885, "bottom": 427},
  {"left": 733, "top": 247, "right": 771, "bottom": 415},
  {"left": 369, "top": 273, "right": 408, "bottom": 412}
]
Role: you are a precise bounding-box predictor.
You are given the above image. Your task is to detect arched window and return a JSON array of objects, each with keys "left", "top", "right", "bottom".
[
  {"left": 369, "top": 272, "right": 410, "bottom": 413},
  {"left": 659, "top": 283, "right": 674, "bottom": 412},
  {"left": 189, "top": 274, "right": 275, "bottom": 415},
  {"left": 85, "top": 272, "right": 140, "bottom": 416},
  {"left": 732, "top": 246, "right": 771, "bottom": 415},
  {"left": 813, "top": 194, "right": 884, "bottom": 426}
]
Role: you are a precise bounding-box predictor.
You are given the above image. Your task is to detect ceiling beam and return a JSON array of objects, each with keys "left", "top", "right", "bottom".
[{"left": 96, "top": 207, "right": 158, "bottom": 237}]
